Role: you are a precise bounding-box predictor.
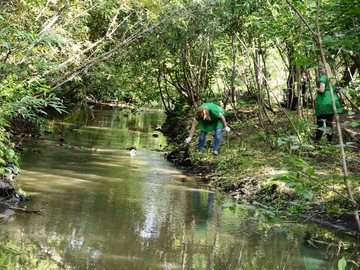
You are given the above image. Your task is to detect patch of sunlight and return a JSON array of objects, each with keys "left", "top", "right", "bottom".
[
  {"left": 81, "top": 126, "right": 116, "bottom": 133},
  {"left": 22, "top": 169, "right": 108, "bottom": 181},
  {"left": 153, "top": 262, "right": 182, "bottom": 269},
  {"left": 92, "top": 148, "right": 123, "bottom": 153},
  {"left": 269, "top": 168, "right": 289, "bottom": 176},
  {"left": 144, "top": 182, "right": 214, "bottom": 193},
  {"left": 90, "top": 160, "right": 148, "bottom": 168},
  {"left": 22, "top": 191, "right": 43, "bottom": 196},
  {"left": 21, "top": 170, "right": 131, "bottom": 190},
  {"left": 101, "top": 253, "right": 141, "bottom": 262},
  {"left": 151, "top": 167, "right": 186, "bottom": 175},
  {"left": 21, "top": 171, "right": 97, "bottom": 185}
]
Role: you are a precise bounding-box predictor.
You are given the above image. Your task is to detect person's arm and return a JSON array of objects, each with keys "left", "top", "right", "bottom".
[
  {"left": 185, "top": 119, "right": 198, "bottom": 143},
  {"left": 218, "top": 113, "right": 230, "bottom": 131},
  {"left": 188, "top": 119, "right": 198, "bottom": 137},
  {"left": 317, "top": 82, "right": 325, "bottom": 93},
  {"left": 218, "top": 113, "right": 228, "bottom": 127}
]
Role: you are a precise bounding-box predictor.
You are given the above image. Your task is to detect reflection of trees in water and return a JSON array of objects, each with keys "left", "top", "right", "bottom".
[
  {"left": 185, "top": 191, "right": 215, "bottom": 231},
  {"left": 11, "top": 108, "right": 359, "bottom": 269},
  {"left": 177, "top": 198, "right": 360, "bottom": 270}
]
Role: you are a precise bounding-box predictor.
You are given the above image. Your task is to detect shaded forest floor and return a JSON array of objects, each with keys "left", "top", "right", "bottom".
[{"left": 163, "top": 105, "right": 360, "bottom": 235}]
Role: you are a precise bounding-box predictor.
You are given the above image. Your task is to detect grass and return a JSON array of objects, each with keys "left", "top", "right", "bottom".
[{"left": 167, "top": 106, "right": 360, "bottom": 233}]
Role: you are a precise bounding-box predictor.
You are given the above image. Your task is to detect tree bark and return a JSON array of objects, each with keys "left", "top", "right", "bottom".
[{"left": 230, "top": 33, "right": 237, "bottom": 104}]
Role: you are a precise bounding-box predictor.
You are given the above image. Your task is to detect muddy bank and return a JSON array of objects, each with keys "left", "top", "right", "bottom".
[{"left": 0, "top": 166, "right": 29, "bottom": 221}]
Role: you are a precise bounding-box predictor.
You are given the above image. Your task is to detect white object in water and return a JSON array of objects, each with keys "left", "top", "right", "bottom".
[{"left": 129, "top": 148, "right": 137, "bottom": 157}]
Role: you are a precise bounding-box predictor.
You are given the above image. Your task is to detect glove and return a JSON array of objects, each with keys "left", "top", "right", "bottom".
[
  {"left": 224, "top": 126, "right": 231, "bottom": 132},
  {"left": 184, "top": 137, "right": 192, "bottom": 144}
]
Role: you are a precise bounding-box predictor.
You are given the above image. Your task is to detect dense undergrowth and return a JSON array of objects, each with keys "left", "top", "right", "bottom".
[{"left": 163, "top": 105, "right": 360, "bottom": 235}]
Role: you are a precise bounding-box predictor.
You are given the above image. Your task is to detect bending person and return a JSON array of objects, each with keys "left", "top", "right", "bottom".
[{"left": 184, "top": 103, "right": 230, "bottom": 155}]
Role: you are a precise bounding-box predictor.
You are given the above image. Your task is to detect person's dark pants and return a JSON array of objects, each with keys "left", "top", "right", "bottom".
[{"left": 315, "top": 114, "right": 334, "bottom": 143}]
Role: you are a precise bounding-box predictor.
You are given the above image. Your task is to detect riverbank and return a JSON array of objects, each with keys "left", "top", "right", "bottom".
[
  {"left": 162, "top": 106, "right": 360, "bottom": 235},
  {"left": 2, "top": 103, "right": 360, "bottom": 234}
]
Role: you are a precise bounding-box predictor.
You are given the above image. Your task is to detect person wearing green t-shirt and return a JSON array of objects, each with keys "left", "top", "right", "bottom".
[
  {"left": 314, "top": 66, "right": 343, "bottom": 143},
  {"left": 184, "top": 103, "right": 230, "bottom": 155}
]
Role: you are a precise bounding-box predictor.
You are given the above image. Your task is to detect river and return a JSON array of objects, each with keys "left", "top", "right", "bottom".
[{"left": 1, "top": 108, "right": 359, "bottom": 269}]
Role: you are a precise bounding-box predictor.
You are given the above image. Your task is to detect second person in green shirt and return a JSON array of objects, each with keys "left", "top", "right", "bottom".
[{"left": 314, "top": 66, "right": 343, "bottom": 143}]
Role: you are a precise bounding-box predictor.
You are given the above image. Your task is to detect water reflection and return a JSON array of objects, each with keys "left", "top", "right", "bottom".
[{"left": 0, "top": 109, "right": 358, "bottom": 269}]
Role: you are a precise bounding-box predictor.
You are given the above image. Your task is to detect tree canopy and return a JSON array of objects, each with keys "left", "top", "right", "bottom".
[{"left": 1, "top": 1, "right": 359, "bottom": 202}]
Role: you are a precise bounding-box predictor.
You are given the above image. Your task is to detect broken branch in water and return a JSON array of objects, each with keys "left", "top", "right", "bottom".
[{"left": 9, "top": 207, "right": 44, "bottom": 214}]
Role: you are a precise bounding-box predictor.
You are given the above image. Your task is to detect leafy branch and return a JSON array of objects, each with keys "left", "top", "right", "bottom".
[{"left": 285, "top": 0, "right": 360, "bottom": 232}]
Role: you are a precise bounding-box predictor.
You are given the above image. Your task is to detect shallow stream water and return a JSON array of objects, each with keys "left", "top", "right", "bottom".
[{"left": 1, "top": 108, "right": 359, "bottom": 269}]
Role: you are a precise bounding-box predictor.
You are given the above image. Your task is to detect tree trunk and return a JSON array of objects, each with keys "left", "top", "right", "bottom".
[
  {"left": 231, "top": 33, "right": 237, "bottom": 105},
  {"left": 157, "top": 68, "right": 170, "bottom": 113},
  {"left": 339, "top": 62, "right": 357, "bottom": 87},
  {"left": 259, "top": 43, "right": 274, "bottom": 112},
  {"left": 182, "top": 45, "right": 196, "bottom": 106}
]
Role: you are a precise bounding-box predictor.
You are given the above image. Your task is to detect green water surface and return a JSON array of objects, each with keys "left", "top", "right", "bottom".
[{"left": 1, "top": 108, "right": 358, "bottom": 270}]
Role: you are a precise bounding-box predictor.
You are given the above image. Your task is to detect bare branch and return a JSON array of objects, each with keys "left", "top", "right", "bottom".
[
  {"left": 16, "top": 5, "right": 68, "bottom": 66},
  {"left": 10, "top": 207, "right": 44, "bottom": 214},
  {"left": 50, "top": 22, "right": 161, "bottom": 90},
  {"left": 58, "top": 10, "right": 131, "bottom": 70},
  {"left": 35, "top": 0, "right": 51, "bottom": 21}
]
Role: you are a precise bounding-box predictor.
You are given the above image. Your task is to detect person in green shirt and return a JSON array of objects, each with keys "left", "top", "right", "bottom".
[
  {"left": 314, "top": 66, "right": 343, "bottom": 143},
  {"left": 184, "top": 103, "right": 230, "bottom": 155}
]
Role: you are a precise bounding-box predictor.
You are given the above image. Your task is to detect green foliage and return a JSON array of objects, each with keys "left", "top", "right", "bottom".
[
  {"left": 276, "top": 135, "right": 316, "bottom": 155},
  {"left": 272, "top": 156, "right": 318, "bottom": 201},
  {"left": 222, "top": 200, "right": 278, "bottom": 226},
  {"left": 0, "top": 63, "right": 65, "bottom": 166},
  {"left": 0, "top": 127, "right": 18, "bottom": 166},
  {"left": 3, "top": 94, "right": 66, "bottom": 119},
  {"left": 0, "top": 0, "right": 359, "bottom": 234},
  {"left": 0, "top": 238, "right": 60, "bottom": 269},
  {"left": 1, "top": 0, "right": 358, "bottom": 110},
  {"left": 337, "top": 257, "right": 347, "bottom": 270},
  {"left": 273, "top": 175, "right": 310, "bottom": 201}
]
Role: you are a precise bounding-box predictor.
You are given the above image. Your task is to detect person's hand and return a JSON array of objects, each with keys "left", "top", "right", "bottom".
[
  {"left": 224, "top": 126, "right": 231, "bottom": 132},
  {"left": 184, "top": 137, "right": 192, "bottom": 144}
]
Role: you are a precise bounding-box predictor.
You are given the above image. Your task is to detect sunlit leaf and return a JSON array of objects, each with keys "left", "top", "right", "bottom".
[
  {"left": 0, "top": 158, "right": 6, "bottom": 165},
  {"left": 306, "top": 167, "right": 315, "bottom": 175},
  {"left": 300, "top": 144, "right": 315, "bottom": 150},
  {"left": 301, "top": 191, "right": 313, "bottom": 200},
  {"left": 349, "top": 121, "right": 360, "bottom": 128},
  {"left": 337, "top": 258, "right": 347, "bottom": 270}
]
